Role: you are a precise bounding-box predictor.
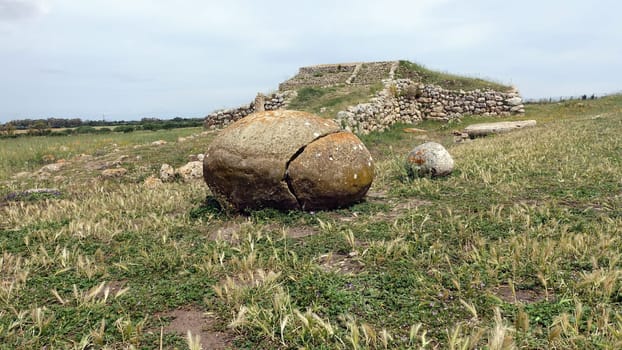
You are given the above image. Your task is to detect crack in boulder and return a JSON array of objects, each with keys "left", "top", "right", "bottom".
[
  {"left": 283, "top": 130, "right": 342, "bottom": 209},
  {"left": 203, "top": 110, "right": 373, "bottom": 212}
]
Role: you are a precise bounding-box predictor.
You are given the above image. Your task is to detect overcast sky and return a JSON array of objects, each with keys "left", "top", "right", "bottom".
[{"left": 1, "top": 0, "right": 621, "bottom": 122}]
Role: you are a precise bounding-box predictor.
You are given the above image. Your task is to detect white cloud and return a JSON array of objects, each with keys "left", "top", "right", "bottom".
[
  {"left": 1, "top": 0, "right": 622, "bottom": 122},
  {"left": 0, "top": 0, "right": 49, "bottom": 21}
]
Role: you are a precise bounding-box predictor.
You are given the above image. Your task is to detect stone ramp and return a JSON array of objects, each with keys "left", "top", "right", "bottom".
[{"left": 279, "top": 61, "right": 399, "bottom": 90}]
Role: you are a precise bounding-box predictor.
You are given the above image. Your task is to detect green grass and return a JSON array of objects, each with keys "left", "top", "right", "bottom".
[
  {"left": 287, "top": 84, "right": 384, "bottom": 118},
  {"left": 1, "top": 96, "right": 622, "bottom": 349},
  {"left": 0, "top": 127, "right": 205, "bottom": 180},
  {"left": 395, "top": 60, "right": 513, "bottom": 92}
]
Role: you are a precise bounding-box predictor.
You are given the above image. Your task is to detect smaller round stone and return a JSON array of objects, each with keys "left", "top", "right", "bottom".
[{"left": 407, "top": 142, "right": 454, "bottom": 177}]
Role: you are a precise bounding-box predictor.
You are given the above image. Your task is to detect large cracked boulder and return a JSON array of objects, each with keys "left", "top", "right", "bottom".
[{"left": 203, "top": 110, "right": 374, "bottom": 211}]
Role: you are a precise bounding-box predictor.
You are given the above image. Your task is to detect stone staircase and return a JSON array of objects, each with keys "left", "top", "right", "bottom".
[{"left": 279, "top": 61, "right": 400, "bottom": 90}]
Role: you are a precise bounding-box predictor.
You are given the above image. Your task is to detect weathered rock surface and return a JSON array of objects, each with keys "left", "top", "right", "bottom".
[
  {"left": 288, "top": 132, "right": 374, "bottom": 210},
  {"left": 464, "top": 120, "right": 536, "bottom": 138},
  {"left": 160, "top": 164, "right": 176, "bottom": 182},
  {"left": 203, "top": 110, "right": 374, "bottom": 211},
  {"left": 101, "top": 168, "right": 127, "bottom": 178},
  {"left": 39, "top": 161, "right": 66, "bottom": 173},
  {"left": 143, "top": 175, "right": 163, "bottom": 188},
  {"left": 176, "top": 161, "right": 203, "bottom": 181},
  {"left": 13, "top": 172, "right": 32, "bottom": 179},
  {"left": 407, "top": 142, "right": 454, "bottom": 177}
]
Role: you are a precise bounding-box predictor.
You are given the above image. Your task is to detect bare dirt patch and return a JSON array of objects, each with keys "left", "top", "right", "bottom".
[
  {"left": 160, "top": 307, "right": 233, "bottom": 350},
  {"left": 279, "top": 225, "right": 319, "bottom": 238},
  {"left": 205, "top": 219, "right": 256, "bottom": 243},
  {"left": 368, "top": 191, "right": 431, "bottom": 221},
  {"left": 494, "top": 284, "right": 553, "bottom": 304},
  {"left": 316, "top": 252, "right": 365, "bottom": 274}
]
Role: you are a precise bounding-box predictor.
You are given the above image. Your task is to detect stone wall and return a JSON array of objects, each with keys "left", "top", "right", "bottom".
[
  {"left": 204, "top": 91, "right": 296, "bottom": 129},
  {"left": 279, "top": 63, "right": 358, "bottom": 90},
  {"left": 204, "top": 61, "right": 525, "bottom": 134},
  {"left": 335, "top": 79, "right": 525, "bottom": 134}
]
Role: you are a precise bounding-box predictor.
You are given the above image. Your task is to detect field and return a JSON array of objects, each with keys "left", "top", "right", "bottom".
[{"left": 1, "top": 95, "right": 622, "bottom": 349}]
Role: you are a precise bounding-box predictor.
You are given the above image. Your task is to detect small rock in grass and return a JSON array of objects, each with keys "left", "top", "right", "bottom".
[
  {"left": 101, "top": 168, "right": 128, "bottom": 178},
  {"left": 160, "top": 164, "right": 176, "bottom": 182},
  {"left": 143, "top": 175, "right": 163, "bottom": 188},
  {"left": 176, "top": 161, "right": 203, "bottom": 181},
  {"left": 407, "top": 142, "right": 454, "bottom": 177}
]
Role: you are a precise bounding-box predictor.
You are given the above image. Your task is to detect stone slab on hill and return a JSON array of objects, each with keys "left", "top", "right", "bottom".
[{"left": 464, "top": 120, "right": 536, "bottom": 138}]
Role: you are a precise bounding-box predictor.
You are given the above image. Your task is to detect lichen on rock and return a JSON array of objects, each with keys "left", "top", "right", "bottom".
[{"left": 203, "top": 110, "right": 374, "bottom": 212}]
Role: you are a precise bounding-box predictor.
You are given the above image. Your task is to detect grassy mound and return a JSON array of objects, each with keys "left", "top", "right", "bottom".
[
  {"left": 395, "top": 60, "right": 513, "bottom": 92},
  {"left": 1, "top": 95, "right": 621, "bottom": 348}
]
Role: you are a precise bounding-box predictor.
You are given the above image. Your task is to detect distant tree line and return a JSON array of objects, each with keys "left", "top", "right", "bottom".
[
  {"left": 524, "top": 94, "right": 600, "bottom": 104},
  {"left": 0, "top": 117, "right": 204, "bottom": 138}
]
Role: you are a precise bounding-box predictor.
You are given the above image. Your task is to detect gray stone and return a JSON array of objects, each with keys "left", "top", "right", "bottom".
[
  {"left": 510, "top": 105, "right": 525, "bottom": 113},
  {"left": 39, "top": 162, "right": 66, "bottom": 173},
  {"left": 176, "top": 161, "right": 203, "bottom": 181},
  {"left": 160, "top": 164, "right": 176, "bottom": 182},
  {"left": 464, "top": 120, "right": 536, "bottom": 138},
  {"left": 102, "top": 168, "right": 127, "bottom": 178},
  {"left": 203, "top": 110, "right": 374, "bottom": 211},
  {"left": 506, "top": 97, "right": 523, "bottom": 106},
  {"left": 407, "top": 142, "right": 454, "bottom": 177}
]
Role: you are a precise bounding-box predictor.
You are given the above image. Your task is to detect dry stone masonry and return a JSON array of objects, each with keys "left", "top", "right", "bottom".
[
  {"left": 336, "top": 79, "right": 524, "bottom": 134},
  {"left": 204, "top": 91, "right": 296, "bottom": 129},
  {"left": 203, "top": 61, "right": 525, "bottom": 135}
]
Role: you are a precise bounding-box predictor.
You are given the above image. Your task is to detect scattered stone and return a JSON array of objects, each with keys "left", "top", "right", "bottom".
[
  {"left": 407, "top": 142, "right": 454, "bottom": 177},
  {"left": 37, "top": 172, "right": 51, "bottom": 180},
  {"left": 403, "top": 128, "right": 427, "bottom": 133},
  {"left": 39, "top": 161, "right": 66, "bottom": 173},
  {"left": 188, "top": 154, "right": 206, "bottom": 162},
  {"left": 506, "top": 97, "right": 523, "bottom": 106},
  {"left": 3, "top": 188, "right": 62, "bottom": 202},
  {"left": 13, "top": 172, "right": 32, "bottom": 179},
  {"left": 151, "top": 140, "right": 167, "bottom": 146},
  {"left": 143, "top": 175, "right": 163, "bottom": 188},
  {"left": 42, "top": 154, "right": 56, "bottom": 163},
  {"left": 160, "top": 164, "right": 176, "bottom": 182},
  {"left": 115, "top": 155, "right": 129, "bottom": 163},
  {"left": 177, "top": 137, "right": 187, "bottom": 143},
  {"left": 463, "top": 120, "right": 536, "bottom": 138},
  {"left": 72, "top": 154, "right": 93, "bottom": 162},
  {"left": 203, "top": 110, "right": 374, "bottom": 211},
  {"left": 85, "top": 161, "right": 113, "bottom": 171},
  {"left": 101, "top": 168, "right": 128, "bottom": 178},
  {"left": 452, "top": 131, "right": 470, "bottom": 143},
  {"left": 176, "top": 161, "right": 203, "bottom": 181}
]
